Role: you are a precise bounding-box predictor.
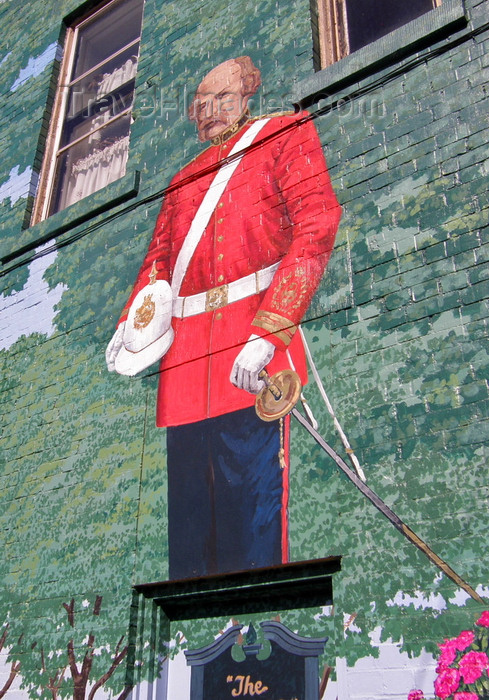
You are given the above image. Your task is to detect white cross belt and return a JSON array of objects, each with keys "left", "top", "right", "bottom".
[{"left": 173, "top": 262, "right": 280, "bottom": 319}]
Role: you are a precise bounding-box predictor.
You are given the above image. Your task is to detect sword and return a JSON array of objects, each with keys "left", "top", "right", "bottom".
[{"left": 256, "top": 370, "right": 485, "bottom": 605}]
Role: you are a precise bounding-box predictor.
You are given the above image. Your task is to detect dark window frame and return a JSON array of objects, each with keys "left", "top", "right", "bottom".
[
  {"left": 31, "top": 0, "right": 144, "bottom": 224},
  {"left": 312, "top": 0, "right": 442, "bottom": 69},
  {"left": 297, "top": 0, "right": 467, "bottom": 106}
]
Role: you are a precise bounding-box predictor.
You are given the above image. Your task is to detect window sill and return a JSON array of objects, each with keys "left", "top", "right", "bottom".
[
  {"left": 1, "top": 169, "right": 140, "bottom": 265},
  {"left": 293, "top": 0, "right": 467, "bottom": 106},
  {"left": 134, "top": 557, "right": 341, "bottom": 618}
]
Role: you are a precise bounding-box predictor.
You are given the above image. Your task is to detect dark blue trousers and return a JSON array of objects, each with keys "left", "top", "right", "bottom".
[{"left": 167, "top": 406, "right": 284, "bottom": 579}]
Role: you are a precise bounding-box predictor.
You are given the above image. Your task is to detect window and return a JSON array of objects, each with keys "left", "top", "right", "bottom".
[
  {"left": 313, "top": 0, "right": 442, "bottom": 68},
  {"left": 32, "top": 0, "right": 144, "bottom": 223}
]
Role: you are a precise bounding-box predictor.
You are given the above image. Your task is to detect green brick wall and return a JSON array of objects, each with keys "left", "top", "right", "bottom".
[{"left": 0, "top": 0, "right": 487, "bottom": 698}]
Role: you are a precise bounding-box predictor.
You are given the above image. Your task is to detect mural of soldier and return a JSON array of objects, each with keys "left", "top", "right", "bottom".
[{"left": 106, "top": 56, "right": 341, "bottom": 579}]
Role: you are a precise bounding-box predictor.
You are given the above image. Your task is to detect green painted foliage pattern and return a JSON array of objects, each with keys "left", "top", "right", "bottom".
[{"left": 0, "top": 0, "right": 488, "bottom": 696}]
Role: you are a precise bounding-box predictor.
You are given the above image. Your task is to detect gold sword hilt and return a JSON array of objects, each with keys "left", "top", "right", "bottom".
[
  {"left": 258, "top": 369, "right": 283, "bottom": 400},
  {"left": 255, "top": 369, "right": 302, "bottom": 422}
]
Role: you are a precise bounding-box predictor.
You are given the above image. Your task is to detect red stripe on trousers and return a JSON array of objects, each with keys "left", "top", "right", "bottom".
[{"left": 281, "top": 414, "right": 290, "bottom": 563}]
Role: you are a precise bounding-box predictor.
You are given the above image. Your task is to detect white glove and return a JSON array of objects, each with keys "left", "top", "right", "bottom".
[
  {"left": 230, "top": 334, "right": 275, "bottom": 394},
  {"left": 106, "top": 322, "right": 126, "bottom": 372}
]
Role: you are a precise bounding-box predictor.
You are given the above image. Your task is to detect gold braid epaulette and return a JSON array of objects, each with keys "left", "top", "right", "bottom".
[
  {"left": 250, "top": 110, "right": 296, "bottom": 120},
  {"left": 253, "top": 310, "right": 297, "bottom": 347}
]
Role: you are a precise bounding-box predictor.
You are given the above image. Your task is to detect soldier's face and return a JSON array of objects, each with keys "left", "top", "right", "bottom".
[{"left": 193, "top": 63, "right": 248, "bottom": 141}]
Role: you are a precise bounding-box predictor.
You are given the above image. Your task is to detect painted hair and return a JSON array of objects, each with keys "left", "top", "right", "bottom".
[
  {"left": 188, "top": 56, "right": 261, "bottom": 122},
  {"left": 233, "top": 55, "right": 261, "bottom": 96}
]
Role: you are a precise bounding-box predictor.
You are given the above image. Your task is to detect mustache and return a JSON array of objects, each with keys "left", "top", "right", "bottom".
[{"left": 198, "top": 116, "right": 228, "bottom": 129}]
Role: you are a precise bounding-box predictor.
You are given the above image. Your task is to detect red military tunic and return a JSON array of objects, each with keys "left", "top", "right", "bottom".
[{"left": 119, "top": 111, "right": 342, "bottom": 427}]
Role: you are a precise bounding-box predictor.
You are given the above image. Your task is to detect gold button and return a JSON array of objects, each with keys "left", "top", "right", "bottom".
[
  {"left": 216, "top": 312, "right": 222, "bottom": 320},
  {"left": 217, "top": 253, "right": 224, "bottom": 261},
  {"left": 218, "top": 202, "right": 224, "bottom": 208},
  {"left": 218, "top": 275, "right": 224, "bottom": 282},
  {"left": 217, "top": 218, "right": 223, "bottom": 224},
  {"left": 217, "top": 235, "right": 224, "bottom": 242}
]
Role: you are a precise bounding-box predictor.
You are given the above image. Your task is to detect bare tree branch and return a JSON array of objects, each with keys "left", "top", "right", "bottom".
[
  {"left": 0, "top": 625, "right": 8, "bottom": 653},
  {"left": 319, "top": 664, "right": 332, "bottom": 699},
  {"left": 47, "top": 666, "right": 67, "bottom": 700},
  {"left": 116, "top": 686, "right": 133, "bottom": 700},
  {"left": 63, "top": 600, "right": 75, "bottom": 629},
  {"left": 0, "top": 624, "right": 22, "bottom": 700},
  {"left": 0, "top": 660, "right": 20, "bottom": 700},
  {"left": 87, "top": 636, "right": 128, "bottom": 700},
  {"left": 66, "top": 638, "right": 80, "bottom": 682},
  {"left": 61, "top": 600, "right": 80, "bottom": 685},
  {"left": 79, "top": 632, "right": 95, "bottom": 689},
  {"left": 62, "top": 595, "right": 127, "bottom": 700},
  {"left": 78, "top": 595, "right": 104, "bottom": 692},
  {"left": 93, "top": 597, "right": 103, "bottom": 617}
]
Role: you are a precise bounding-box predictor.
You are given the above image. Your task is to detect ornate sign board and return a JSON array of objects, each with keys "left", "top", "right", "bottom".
[{"left": 184, "top": 621, "right": 328, "bottom": 700}]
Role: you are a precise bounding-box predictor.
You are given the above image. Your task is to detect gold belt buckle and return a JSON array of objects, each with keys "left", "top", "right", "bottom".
[{"left": 205, "top": 284, "right": 228, "bottom": 312}]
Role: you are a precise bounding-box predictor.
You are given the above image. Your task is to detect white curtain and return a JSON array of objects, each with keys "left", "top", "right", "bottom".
[
  {"left": 62, "top": 134, "right": 129, "bottom": 209},
  {"left": 97, "top": 56, "right": 138, "bottom": 96},
  {"left": 59, "top": 57, "right": 137, "bottom": 210}
]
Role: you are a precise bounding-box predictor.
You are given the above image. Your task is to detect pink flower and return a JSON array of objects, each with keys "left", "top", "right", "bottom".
[
  {"left": 454, "top": 630, "right": 475, "bottom": 651},
  {"left": 453, "top": 693, "right": 479, "bottom": 700},
  {"left": 434, "top": 667, "right": 461, "bottom": 699},
  {"left": 437, "top": 638, "right": 458, "bottom": 670},
  {"left": 458, "top": 650, "right": 489, "bottom": 684},
  {"left": 408, "top": 691, "right": 425, "bottom": 700},
  {"left": 476, "top": 610, "right": 489, "bottom": 627}
]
